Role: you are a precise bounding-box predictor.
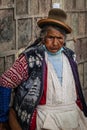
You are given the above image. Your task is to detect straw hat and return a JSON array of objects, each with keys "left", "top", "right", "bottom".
[{"left": 37, "top": 8, "right": 72, "bottom": 34}]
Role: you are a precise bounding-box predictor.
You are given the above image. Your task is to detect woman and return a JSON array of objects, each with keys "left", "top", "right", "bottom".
[{"left": 0, "top": 8, "right": 87, "bottom": 130}]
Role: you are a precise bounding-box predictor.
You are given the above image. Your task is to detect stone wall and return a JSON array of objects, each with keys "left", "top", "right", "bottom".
[{"left": 0, "top": 0, "right": 87, "bottom": 102}]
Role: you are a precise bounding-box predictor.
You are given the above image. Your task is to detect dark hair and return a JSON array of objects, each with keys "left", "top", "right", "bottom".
[{"left": 39, "top": 25, "right": 66, "bottom": 41}]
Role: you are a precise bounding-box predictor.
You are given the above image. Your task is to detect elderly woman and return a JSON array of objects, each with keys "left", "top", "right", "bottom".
[{"left": 0, "top": 8, "right": 87, "bottom": 130}]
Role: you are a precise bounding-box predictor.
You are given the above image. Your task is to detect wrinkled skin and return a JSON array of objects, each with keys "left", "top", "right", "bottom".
[{"left": 44, "top": 28, "right": 65, "bottom": 53}]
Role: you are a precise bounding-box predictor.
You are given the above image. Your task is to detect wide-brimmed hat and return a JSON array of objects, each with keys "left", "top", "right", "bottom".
[{"left": 37, "top": 8, "right": 72, "bottom": 34}]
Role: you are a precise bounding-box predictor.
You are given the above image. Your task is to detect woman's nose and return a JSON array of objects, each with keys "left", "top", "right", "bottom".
[{"left": 52, "top": 37, "right": 58, "bottom": 45}]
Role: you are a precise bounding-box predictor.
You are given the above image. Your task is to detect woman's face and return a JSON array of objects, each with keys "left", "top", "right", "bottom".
[{"left": 44, "top": 28, "right": 65, "bottom": 53}]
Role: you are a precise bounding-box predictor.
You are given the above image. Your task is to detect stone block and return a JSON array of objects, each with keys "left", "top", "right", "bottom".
[
  {"left": 18, "top": 19, "right": 32, "bottom": 49},
  {"left": 29, "top": 0, "right": 51, "bottom": 15},
  {"left": 5, "top": 55, "right": 15, "bottom": 71},
  {"left": 66, "top": 40, "right": 75, "bottom": 51},
  {"left": 75, "top": 39, "right": 82, "bottom": 62},
  {"left": 75, "top": 38, "right": 87, "bottom": 62},
  {"left": 0, "top": 9, "right": 16, "bottom": 52},
  {"left": 83, "top": 89, "right": 87, "bottom": 104},
  {"left": 71, "top": 13, "right": 79, "bottom": 37},
  {"left": 84, "top": 62, "right": 87, "bottom": 89},
  {"left": 72, "top": 0, "right": 76, "bottom": 9},
  {"left": 0, "top": 57, "right": 5, "bottom": 75},
  {"left": 76, "top": 0, "right": 85, "bottom": 10},
  {"left": 29, "top": 0, "right": 39, "bottom": 15},
  {"left": 39, "top": 0, "right": 47, "bottom": 15},
  {"left": 0, "top": 0, "right": 13, "bottom": 7},
  {"left": 0, "top": 0, "right": 2, "bottom": 5},
  {"left": 63, "top": 0, "right": 73, "bottom": 10},
  {"left": 81, "top": 38, "right": 87, "bottom": 61},
  {"left": 78, "top": 63, "right": 84, "bottom": 88},
  {"left": 66, "top": 13, "right": 72, "bottom": 28},
  {"left": 34, "top": 17, "right": 42, "bottom": 39},
  {"left": 78, "top": 13, "right": 85, "bottom": 36},
  {"left": 16, "top": 0, "right": 28, "bottom": 15},
  {"left": 85, "top": 13, "right": 87, "bottom": 35},
  {"left": 86, "top": 0, "right": 87, "bottom": 8},
  {"left": 52, "top": 0, "right": 60, "bottom": 3},
  {"left": 66, "top": 13, "right": 73, "bottom": 38}
]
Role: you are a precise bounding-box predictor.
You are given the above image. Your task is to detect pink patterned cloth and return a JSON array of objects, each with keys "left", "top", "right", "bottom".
[{"left": 0, "top": 54, "right": 29, "bottom": 88}]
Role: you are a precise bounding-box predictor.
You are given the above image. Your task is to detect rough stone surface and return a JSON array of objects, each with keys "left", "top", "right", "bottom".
[
  {"left": 71, "top": 13, "right": 79, "bottom": 37},
  {"left": 76, "top": 0, "right": 85, "bottom": 10},
  {"left": 0, "top": 57, "right": 5, "bottom": 75},
  {"left": 78, "top": 13, "right": 85, "bottom": 36},
  {"left": 5, "top": 55, "right": 15, "bottom": 71},
  {"left": 84, "top": 62, "right": 87, "bottom": 89},
  {"left": 18, "top": 19, "right": 32, "bottom": 49},
  {"left": 83, "top": 89, "right": 87, "bottom": 105},
  {"left": 0, "top": 9, "right": 15, "bottom": 52},
  {"left": 16, "top": 0, "right": 28, "bottom": 15},
  {"left": 85, "top": 13, "right": 87, "bottom": 35},
  {"left": 78, "top": 64, "right": 84, "bottom": 88},
  {"left": 63, "top": 0, "right": 73, "bottom": 10}
]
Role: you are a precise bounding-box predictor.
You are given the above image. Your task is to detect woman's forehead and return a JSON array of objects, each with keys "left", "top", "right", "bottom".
[{"left": 46, "top": 28, "right": 64, "bottom": 37}]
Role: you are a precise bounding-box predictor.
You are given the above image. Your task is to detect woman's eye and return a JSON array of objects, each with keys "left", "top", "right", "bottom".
[
  {"left": 48, "top": 36, "right": 54, "bottom": 39},
  {"left": 57, "top": 37, "right": 63, "bottom": 40},
  {"left": 46, "top": 36, "right": 64, "bottom": 41}
]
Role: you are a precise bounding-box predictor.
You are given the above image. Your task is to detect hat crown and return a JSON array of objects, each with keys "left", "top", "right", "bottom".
[
  {"left": 37, "top": 8, "right": 72, "bottom": 34},
  {"left": 48, "top": 8, "right": 67, "bottom": 23}
]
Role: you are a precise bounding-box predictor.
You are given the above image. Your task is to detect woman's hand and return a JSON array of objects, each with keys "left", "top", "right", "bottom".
[
  {"left": 9, "top": 108, "right": 22, "bottom": 130},
  {"left": 0, "top": 123, "right": 8, "bottom": 130}
]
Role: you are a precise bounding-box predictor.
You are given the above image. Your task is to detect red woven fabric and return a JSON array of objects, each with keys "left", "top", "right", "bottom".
[{"left": 0, "top": 55, "right": 28, "bottom": 88}]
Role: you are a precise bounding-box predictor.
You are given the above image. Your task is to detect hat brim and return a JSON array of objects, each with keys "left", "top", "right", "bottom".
[{"left": 37, "top": 18, "right": 72, "bottom": 34}]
